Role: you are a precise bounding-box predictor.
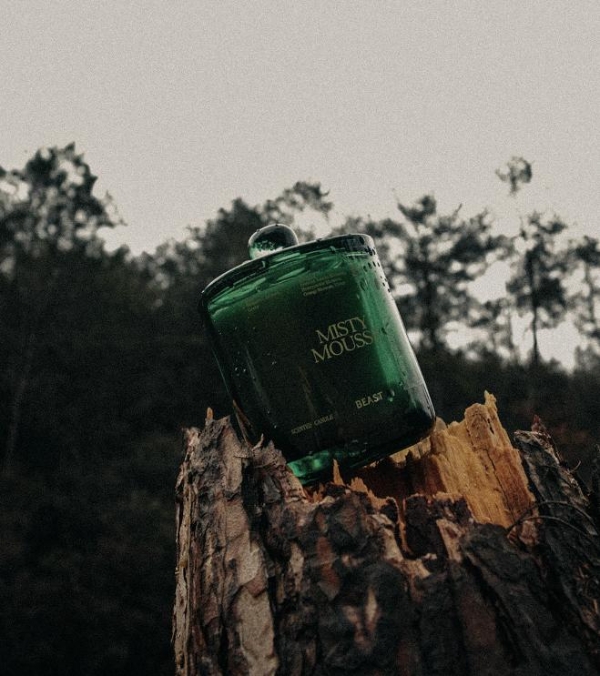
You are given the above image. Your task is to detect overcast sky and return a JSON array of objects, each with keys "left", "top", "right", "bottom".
[{"left": 1, "top": 0, "right": 599, "bottom": 255}]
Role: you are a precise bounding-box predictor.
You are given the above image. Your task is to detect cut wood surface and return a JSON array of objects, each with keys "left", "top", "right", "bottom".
[{"left": 173, "top": 393, "right": 600, "bottom": 676}]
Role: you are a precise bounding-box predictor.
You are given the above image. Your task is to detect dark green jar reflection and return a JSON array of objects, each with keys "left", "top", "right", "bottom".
[{"left": 200, "top": 228, "right": 435, "bottom": 485}]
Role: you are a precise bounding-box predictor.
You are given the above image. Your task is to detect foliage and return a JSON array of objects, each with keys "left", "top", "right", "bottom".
[
  {"left": 0, "top": 146, "right": 176, "bottom": 675},
  {"left": 1, "top": 147, "right": 600, "bottom": 675},
  {"left": 467, "top": 297, "right": 518, "bottom": 363},
  {"left": 571, "top": 235, "right": 600, "bottom": 343},
  {"left": 0, "top": 143, "right": 121, "bottom": 266},
  {"left": 506, "top": 212, "right": 570, "bottom": 367},
  {"left": 0, "top": 145, "right": 130, "bottom": 474},
  {"left": 0, "top": 452, "right": 176, "bottom": 676},
  {"left": 262, "top": 180, "right": 333, "bottom": 227},
  {"left": 496, "top": 155, "right": 533, "bottom": 195},
  {"left": 342, "top": 195, "right": 504, "bottom": 351}
]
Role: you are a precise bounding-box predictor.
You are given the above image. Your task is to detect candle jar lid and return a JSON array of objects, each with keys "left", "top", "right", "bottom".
[{"left": 200, "top": 225, "right": 435, "bottom": 484}]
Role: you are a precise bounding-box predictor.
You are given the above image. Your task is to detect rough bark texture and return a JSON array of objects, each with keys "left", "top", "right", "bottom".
[{"left": 173, "top": 393, "right": 600, "bottom": 675}]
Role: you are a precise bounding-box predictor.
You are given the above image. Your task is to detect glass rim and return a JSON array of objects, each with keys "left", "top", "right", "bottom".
[{"left": 199, "top": 232, "right": 376, "bottom": 306}]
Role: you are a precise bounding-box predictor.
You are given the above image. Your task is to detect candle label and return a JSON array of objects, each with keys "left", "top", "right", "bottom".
[
  {"left": 311, "top": 315, "right": 375, "bottom": 363},
  {"left": 291, "top": 412, "right": 335, "bottom": 436},
  {"left": 355, "top": 391, "right": 384, "bottom": 408}
]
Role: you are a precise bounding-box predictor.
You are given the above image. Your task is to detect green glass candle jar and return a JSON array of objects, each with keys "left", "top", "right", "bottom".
[{"left": 199, "top": 225, "right": 435, "bottom": 485}]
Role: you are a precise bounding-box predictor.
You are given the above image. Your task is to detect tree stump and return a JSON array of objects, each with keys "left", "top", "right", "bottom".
[{"left": 172, "top": 393, "right": 600, "bottom": 675}]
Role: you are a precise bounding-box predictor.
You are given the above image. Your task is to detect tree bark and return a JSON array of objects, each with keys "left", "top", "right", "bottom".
[{"left": 173, "top": 393, "right": 600, "bottom": 676}]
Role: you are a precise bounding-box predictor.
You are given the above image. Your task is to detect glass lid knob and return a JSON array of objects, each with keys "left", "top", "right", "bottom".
[{"left": 248, "top": 224, "right": 299, "bottom": 259}]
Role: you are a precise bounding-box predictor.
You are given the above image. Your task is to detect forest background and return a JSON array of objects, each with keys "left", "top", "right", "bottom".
[
  {"left": 1, "top": 145, "right": 600, "bottom": 675},
  {"left": 2, "top": 2, "right": 600, "bottom": 673}
]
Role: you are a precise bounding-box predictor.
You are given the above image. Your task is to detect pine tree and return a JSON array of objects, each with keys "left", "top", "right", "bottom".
[
  {"left": 506, "top": 212, "right": 570, "bottom": 368},
  {"left": 571, "top": 235, "right": 600, "bottom": 342},
  {"left": 354, "top": 195, "right": 501, "bottom": 352}
]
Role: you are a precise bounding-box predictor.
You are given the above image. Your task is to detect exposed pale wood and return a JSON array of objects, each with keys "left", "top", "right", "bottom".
[
  {"left": 173, "top": 395, "right": 600, "bottom": 676},
  {"left": 347, "top": 392, "right": 534, "bottom": 531}
]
